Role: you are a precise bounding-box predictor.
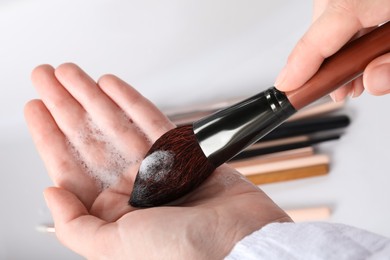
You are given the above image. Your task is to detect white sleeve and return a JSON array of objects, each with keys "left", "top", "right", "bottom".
[{"left": 225, "top": 222, "right": 390, "bottom": 260}]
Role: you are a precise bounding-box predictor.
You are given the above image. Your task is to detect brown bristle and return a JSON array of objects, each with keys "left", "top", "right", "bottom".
[{"left": 129, "top": 125, "right": 216, "bottom": 207}]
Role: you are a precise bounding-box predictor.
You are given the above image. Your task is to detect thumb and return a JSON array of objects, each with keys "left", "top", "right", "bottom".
[
  {"left": 43, "top": 187, "right": 112, "bottom": 258},
  {"left": 363, "top": 52, "right": 390, "bottom": 96}
]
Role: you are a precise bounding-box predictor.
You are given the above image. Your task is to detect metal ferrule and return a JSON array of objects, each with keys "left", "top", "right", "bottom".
[{"left": 193, "top": 87, "right": 296, "bottom": 167}]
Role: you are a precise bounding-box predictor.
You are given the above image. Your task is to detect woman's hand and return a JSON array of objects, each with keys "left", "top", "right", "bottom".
[
  {"left": 275, "top": 0, "right": 390, "bottom": 101},
  {"left": 25, "top": 63, "right": 291, "bottom": 259}
]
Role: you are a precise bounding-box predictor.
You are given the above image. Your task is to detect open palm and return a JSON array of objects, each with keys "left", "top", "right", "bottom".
[{"left": 25, "top": 63, "right": 291, "bottom": 259}]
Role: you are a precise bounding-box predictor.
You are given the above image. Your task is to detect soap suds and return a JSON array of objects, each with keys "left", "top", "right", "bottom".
[
  {"left": 138, "top": 150, "right": 175, "bottom": 181},
  {"left": 67, "top": 116, "right": 135, "bottom": 190}
]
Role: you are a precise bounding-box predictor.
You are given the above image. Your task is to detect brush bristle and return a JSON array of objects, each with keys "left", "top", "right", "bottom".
[{"left": 129, "top": 125, "right": 216, "bottom": 207}]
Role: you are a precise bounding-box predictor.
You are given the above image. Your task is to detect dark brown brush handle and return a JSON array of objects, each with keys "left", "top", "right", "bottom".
[{"left": 286, "top": 21, "right": 390, "bottom": 110}]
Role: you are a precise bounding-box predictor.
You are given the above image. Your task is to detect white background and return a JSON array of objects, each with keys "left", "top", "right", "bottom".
[{"left": 0, "top": 0, "right": 389, "bottom": 259}]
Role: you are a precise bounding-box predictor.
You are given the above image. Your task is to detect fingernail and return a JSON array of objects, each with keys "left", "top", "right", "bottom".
[
  {"left": 350, "top": 87, "right": 362, "bottom": 98},
  {"left": 329, "top": 92, "right": 336, "bottom": 102},
  {"left": 43, "top": 189, "right": 52, "bottom": 209},
  {"left": 368, "top": 63, "right": 390, "bottom": 95},
  {"left": 349, "top": 88, "right": 355, "bottom": 98},
  {"left": 43, "top": 190, "right": 49, "bottom": 205},
  {"left": 274, "top": 65, "right": 287, "bottom": 87},
  {"left": 329, "top": 92, "right": 344, "bottom": 102}
]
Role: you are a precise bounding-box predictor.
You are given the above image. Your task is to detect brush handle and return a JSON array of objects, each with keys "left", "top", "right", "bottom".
[
  {"left": 261, "top": 115, "right": 350, "bottom": 141},
  {"left": 193, "top": 22, "right": 389, "bottom": 168},
  {"left": 231, "top": 133, "right": 340, "bottom": 161},
  {"left": 286, "top": 21, "right": 390, "bottom": 110}
]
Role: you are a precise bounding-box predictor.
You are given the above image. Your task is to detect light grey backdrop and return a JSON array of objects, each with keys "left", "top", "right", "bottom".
[{"left": 1, "top": 1, "right": 389, "bottom": 259}]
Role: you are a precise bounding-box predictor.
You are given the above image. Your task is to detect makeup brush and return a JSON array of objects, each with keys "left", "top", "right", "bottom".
[
  {"left": 129, "top": 22, "right": 390, "bottom": 207},
  {"left": 231, "top": 133, "right": 341, "bottom": 161},
  {"left": 258, "top": 114, "right": 350, "bottom": 141}
]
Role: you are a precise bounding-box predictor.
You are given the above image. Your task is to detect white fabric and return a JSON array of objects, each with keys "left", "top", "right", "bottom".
[{"left": 225, "top": 222, "right": 390, "bottom": 260}]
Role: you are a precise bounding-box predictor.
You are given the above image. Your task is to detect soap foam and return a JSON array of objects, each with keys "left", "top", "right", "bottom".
[
  {"left": 67, "top": 116, "right": 135, "bottom": 190},
  {"left": 138, "top": 150, "right": 175, "bottom": 182}
]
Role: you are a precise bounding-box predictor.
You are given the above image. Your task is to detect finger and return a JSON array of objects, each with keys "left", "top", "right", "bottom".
[
  {"left": 44, "top": 187, "right": 119, "bottom": 259},
  {"left": 363, "top": 52, "right": 390, "bottom": 95},
  {"left": 275, "top": 0, "right": 389, "bottom": 92},
  {"left": 312, "top": 0, "right": 329, "bottom": 22},
  {"left": 331, "top": 77, "right": 365, "bottom": 101},
  {"left": 25, "top": 100, "right": 99, "bottom": 208},
  {"left": 97, "top": 74, "right": 175, "bottom": 142},
  {"left": 54, "top": 63, "right": 150, "bottom": 158},
  {"left": 330, "top": 81, "right": 353, "bottom": 102},
  {"left": 350, "top": 76, "right": 365, "bottom": 98},
  {"left": 31, "top": 65, "right": 87, "bottom": 139},
  {"left": 31, "top": 65, "right": 116, "bottom": 200},
  {"left": 275, "top": 5, "right": 361, "bottom": 91}
]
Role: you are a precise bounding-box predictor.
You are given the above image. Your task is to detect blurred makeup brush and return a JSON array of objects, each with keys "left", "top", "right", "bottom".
[
  {"left": 259, "top": 114, "right": 349, "bottom": 141},
  {"left": 130, "top": 22, "right": 390, "bottom": 207}
]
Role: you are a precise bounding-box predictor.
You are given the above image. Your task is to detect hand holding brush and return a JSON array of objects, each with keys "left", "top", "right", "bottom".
[{"left": 130, "top": 21, "right": 390, "bottom": 207}]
